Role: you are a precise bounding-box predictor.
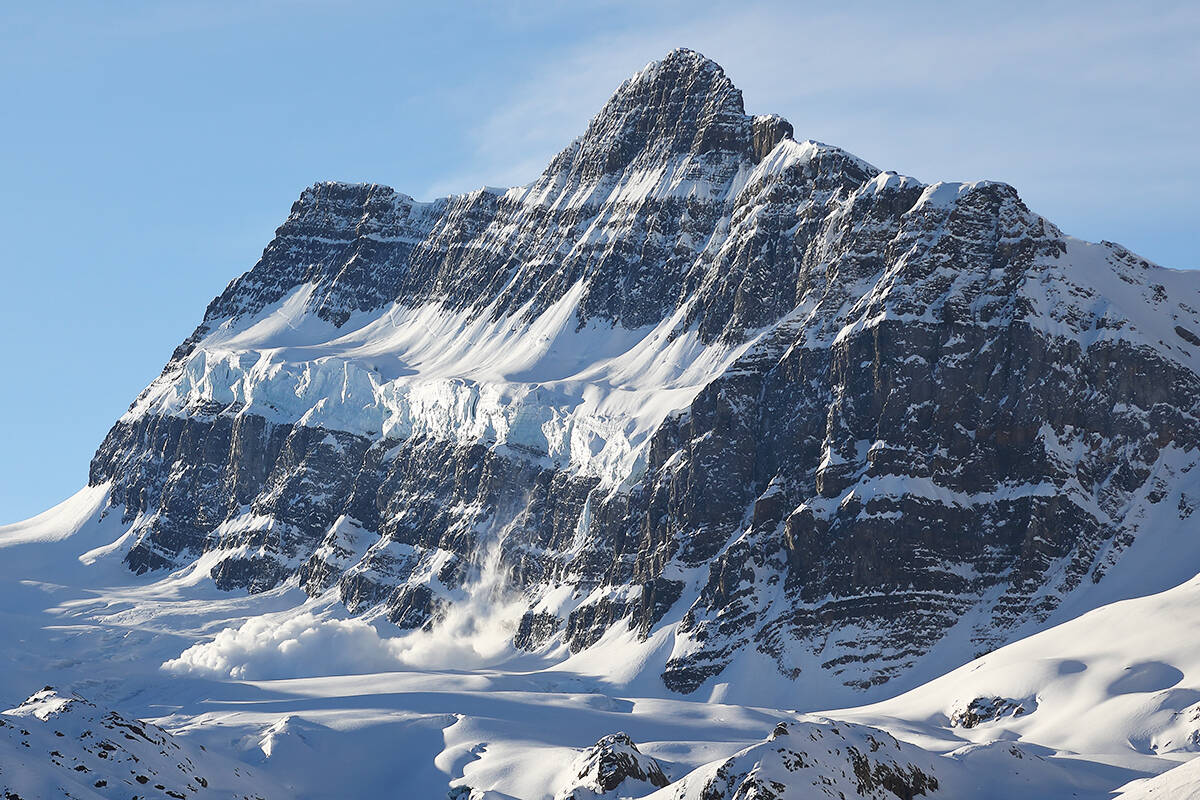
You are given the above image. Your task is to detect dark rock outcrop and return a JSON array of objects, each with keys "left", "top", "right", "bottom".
[
  {"left": 655, "top": 720, "right": 939, "bottom": 800},
  {"left": 552, "top": 732, "right": 669, "bottom": 800}
]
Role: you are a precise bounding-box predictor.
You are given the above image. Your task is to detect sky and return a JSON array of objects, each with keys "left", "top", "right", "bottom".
[{"left": 1, "top": 0, "right": 1197, "bottom": 524}]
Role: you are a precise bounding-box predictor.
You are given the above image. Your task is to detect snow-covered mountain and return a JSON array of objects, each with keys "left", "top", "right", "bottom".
[
  {"left": 85, "top": 47, "right": 1200, "bottom": 699},
  {"left": 4, "top": 47, "right": 1200, "bottom": 799}
]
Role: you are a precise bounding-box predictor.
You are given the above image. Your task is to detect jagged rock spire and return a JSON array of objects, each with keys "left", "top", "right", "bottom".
[{"left": 543, "top": 48, "right": 791, "bottom": 182}]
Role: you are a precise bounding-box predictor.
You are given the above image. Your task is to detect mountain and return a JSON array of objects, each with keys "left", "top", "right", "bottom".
[
  {"left": 0, "top": 688, "right": 278, "bottom": 800},
  {"left": 79, "top": 47, "right": 1200, "bottom": 704}
]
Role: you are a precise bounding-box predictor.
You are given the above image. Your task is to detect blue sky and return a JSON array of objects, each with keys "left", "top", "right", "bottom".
[{"left": 2, "top": 0, "right": 1197, "bottom": 523}]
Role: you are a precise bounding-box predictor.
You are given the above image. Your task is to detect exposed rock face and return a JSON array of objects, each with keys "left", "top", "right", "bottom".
[
  {"left": 86, "top": 48, "right": 1200, "bottom": 697},
  {"left": 552, "top": 732, "right": 669, "bottom": 800},
  {"left": 646, "top": 720, "right": 939, "bottom": 800},
  {"left": 949, "top": 697, "right": 1031, "bottom": 729}
]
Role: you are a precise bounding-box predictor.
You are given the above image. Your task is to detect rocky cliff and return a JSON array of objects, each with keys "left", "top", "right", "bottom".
[{"left": 87, "top": 48, "right": 1200, "bottom": 696}]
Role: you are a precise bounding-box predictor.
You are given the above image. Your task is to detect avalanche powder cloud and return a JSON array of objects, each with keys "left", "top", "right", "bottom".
[{"left": 162, "top": 613, "right": 407, "bottom": 680}]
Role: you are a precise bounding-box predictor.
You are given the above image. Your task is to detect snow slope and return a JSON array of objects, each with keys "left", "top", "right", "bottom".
[
  {"left": 834, "top": 573, "right": 1200, "bottom": 766},
  {"left": 1116, "top": 757, "right": 1200, "bottom": 799}
]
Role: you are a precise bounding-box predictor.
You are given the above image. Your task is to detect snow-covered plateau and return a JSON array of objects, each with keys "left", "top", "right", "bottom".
[{"left": 4, "top": 47, "right": 1200, "bottom": 799}]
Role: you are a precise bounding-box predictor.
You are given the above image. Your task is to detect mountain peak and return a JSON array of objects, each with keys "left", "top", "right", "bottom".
[
  {"left": 627, "top": 47, "right": 735, "bottom": 96},
  {"left": 542, "top": 48, "right": 769, "bottom": 182}
]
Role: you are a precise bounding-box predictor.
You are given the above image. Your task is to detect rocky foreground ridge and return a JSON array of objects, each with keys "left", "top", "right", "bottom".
[
  {"left": 85, "top": 48, "right": 1200, "bottom": 695},
  {"left": 0, "top": 689, "right": 275, "bottom": 800}
]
